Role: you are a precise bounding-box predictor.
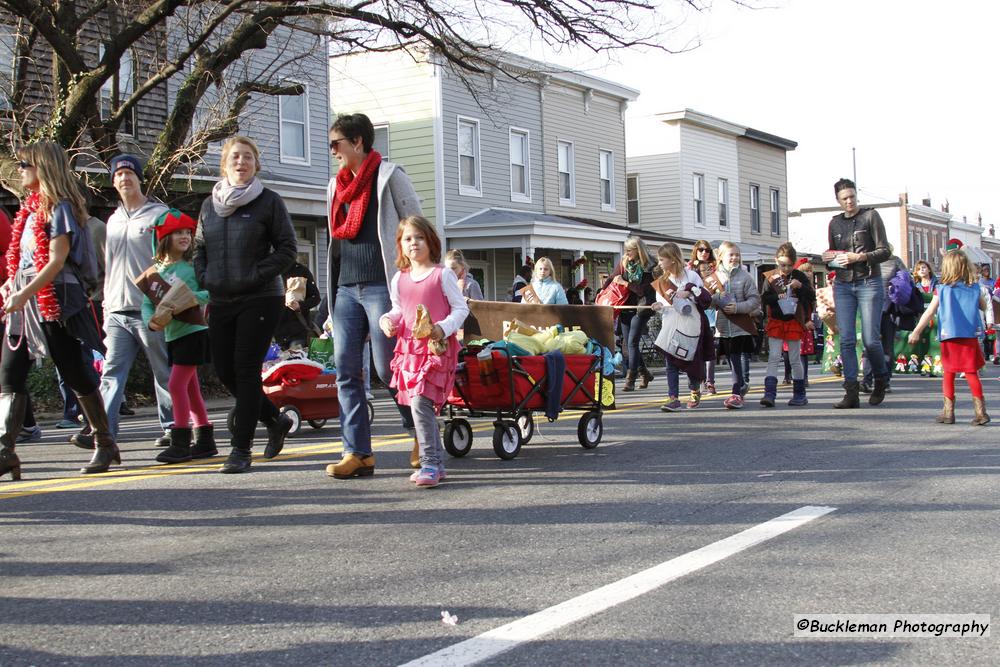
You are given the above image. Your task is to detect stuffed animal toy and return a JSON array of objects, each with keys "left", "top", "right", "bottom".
[{"left": 895, "top": 355, "right": 907, "bottom": 373}]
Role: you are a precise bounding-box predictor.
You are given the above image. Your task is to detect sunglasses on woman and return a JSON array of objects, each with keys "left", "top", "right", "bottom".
[
  {"left": 17, "top": 161, "right": 33, "bottom": 169},
  {"left": 697, "top": 247, "right": 711, "bottom": 253}
]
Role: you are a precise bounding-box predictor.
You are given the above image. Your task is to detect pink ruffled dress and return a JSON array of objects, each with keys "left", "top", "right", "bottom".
[{"left": 389, "top": 266, "right": 461, "bottom": 411}]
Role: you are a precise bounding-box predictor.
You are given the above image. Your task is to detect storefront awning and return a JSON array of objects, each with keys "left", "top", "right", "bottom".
[{"left": 964, "top": 245, "right": 992, "bottom": 265}]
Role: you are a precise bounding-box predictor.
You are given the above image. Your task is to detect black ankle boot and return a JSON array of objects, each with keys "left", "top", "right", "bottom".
[
  {"left": 833, "top": 380, "right": 861, "bottom": 409},
  {"left": 263, "top": 413, "right": 293, "bottom": 459},
  {"left": 220, "top": 447, "right": 252, "bottom": 474},
  {"left": 869, "top": 377, "right": 888, "bottom": 406},
  {"left": 156, "top": 427, "right": 193, "bottom": 464},
  {"left": 191, "top": 424, "right": 219, "bottom": 459}
]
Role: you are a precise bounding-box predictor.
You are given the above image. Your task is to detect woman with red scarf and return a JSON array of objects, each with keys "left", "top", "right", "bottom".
[
  {"left": 1, "top": 142, "right": 112, "bottom": 480},
  {"left": 323, "top": 113, "right": 423, "bottom": 480}
]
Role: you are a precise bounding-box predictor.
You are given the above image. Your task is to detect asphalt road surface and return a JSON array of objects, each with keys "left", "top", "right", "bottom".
[{"left": 1, "top": 365, "right": 997, "bottom": 666}]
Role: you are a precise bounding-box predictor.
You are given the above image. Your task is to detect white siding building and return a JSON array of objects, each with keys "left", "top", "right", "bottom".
[
  {"left": 626, "top": 109, "right": 796, "bottom": 269},
  {"left": 330, "top": 47, "right": 639, "bottom": 300}
]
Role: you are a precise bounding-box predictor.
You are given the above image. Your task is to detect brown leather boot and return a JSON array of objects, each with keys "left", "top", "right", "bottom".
[
  {"left": 935, "top": 397, "right": 955, "bottom": 424},
  {"left": 637, "top": 366, "right": 654, "bottom": 389},
  {"left": 75, "top": 390, "right": 121, "bottom": 475},
  {"left": 971, "top": 396, "right": 990, "bottom": 425},
  {"left": 410, "top": 439, "right": 420, "bottom": 469},
  {"left": 622, "top": 369, "right": 637, "bottom": 392}
]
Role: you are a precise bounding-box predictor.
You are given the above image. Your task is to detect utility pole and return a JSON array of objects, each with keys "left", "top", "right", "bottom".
[{"left": 852, "top": 147, "right": 857, "bottom": 187}]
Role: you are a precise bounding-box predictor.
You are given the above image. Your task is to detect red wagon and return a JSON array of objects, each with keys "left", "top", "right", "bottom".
[
  {"left": 442, "top": 301, "right": 616, "bottom": 460},
  {"left": 227, "top": 367, "right": 374, "bottom": 436}
]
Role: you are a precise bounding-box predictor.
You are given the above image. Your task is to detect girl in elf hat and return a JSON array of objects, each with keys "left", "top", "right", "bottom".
[{"left": 142, "top": 209, "right": 211, "bottom": 463}]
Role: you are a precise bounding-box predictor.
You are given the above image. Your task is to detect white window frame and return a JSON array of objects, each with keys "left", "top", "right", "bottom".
[
  {"left": 457, "top": 116, "right": 482, "bottom": 197},
  {"left": 750, "top": 184, "right": 761, "bottom": 234},
  {"left": 557, "top": 140, "right": 576, "bottom": 206},
  {"left": 770, "top": 187, "right": 781, "bottom": 236},
  {"left": 718, "top": 178, "right": 728, "bottom": 228},
  {"left": 509, "top": 127, "right": 531, "bottom": 203},
  {"left": 693, "top": 173, "right": 705, "bottom": 227},
  {"left": 98, "top": 43, "right": 136, "bottom": 137},
  {"left": 0, "top": 28, "right": 14, "bottom": 111},
  {"left": 626, "top": 173, "right": 640, "bottom": 226},
  {"left": 373, "top": 123, "right": 390, "bottom": 161},
  {"left": 278, "top": 81, "right": 311, "bottom": 166},
  {"left": 599, "top": 149, "right": 615, "bottom": 212}
]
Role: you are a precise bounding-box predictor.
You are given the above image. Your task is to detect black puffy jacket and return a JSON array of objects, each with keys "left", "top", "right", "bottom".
[{"left": 194, "top": 187, "right": 298, "bottom": 304}]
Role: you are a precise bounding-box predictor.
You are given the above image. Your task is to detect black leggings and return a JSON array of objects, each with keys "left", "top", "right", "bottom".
[
  {"left": 1, "top": 322, "right": 100, "bottom": 396},
  {"left": 208, "top": 296, "right": 282, "bottom": 449}
]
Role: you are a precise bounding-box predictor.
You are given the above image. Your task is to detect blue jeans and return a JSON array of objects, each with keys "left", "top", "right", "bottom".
[
  {"left": 665, "top": 359, "right": 698, "bottom": 398},
  {"left": 333, "top": 282, "right": 414, "bottom": 456},
  {"left": 834, "top": 277, "right": 888, "bottom": 382},
  {"left": 619, "top": 308, "right": 653, "bottom": 372},
  {"left": 99, "top": 311, "right": 173, "bottom": 436}
]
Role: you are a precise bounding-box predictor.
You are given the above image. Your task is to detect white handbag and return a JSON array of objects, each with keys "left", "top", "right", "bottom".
[{"left": 656, "top": 306, "right": 703, "bottom": 361}]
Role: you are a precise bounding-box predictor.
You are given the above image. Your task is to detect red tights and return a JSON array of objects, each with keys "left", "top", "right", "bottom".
[
  {"left": 169, "top": 364, "right": 209, "bottom": 429},
  {"left": 942, "top": 371, "right": 983, "bottom": 400}
]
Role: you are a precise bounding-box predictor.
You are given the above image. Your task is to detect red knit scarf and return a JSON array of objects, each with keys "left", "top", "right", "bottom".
[
  {"left": 7, "top": 191, "right": 60, "bottom": 321},
  {"left": 330, "top": 150, "right": 382, "bottom": 240}
]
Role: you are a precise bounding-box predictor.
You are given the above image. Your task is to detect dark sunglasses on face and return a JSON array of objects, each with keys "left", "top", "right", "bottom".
[
  {"left": 697, "top": 247, "right": 711, "bottom": 253},
  {"left": 17, "top": 161, "right": 33, "bottom": 169},
  {"left": 329, "top": 137, "right": 351, "bottom": 150}
]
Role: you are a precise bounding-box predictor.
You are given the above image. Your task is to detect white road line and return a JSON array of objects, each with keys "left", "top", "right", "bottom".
[{"left": 400, "top": 505, "right": 836, "bottom": 667}]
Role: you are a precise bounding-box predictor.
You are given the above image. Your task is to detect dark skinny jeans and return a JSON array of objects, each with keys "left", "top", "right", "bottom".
[
  {"left": 619, "top": 308, "right": 653, "bottom": 372},
  {"left": 208, "top": 296, "right": 282, "bottom": 449},
  {"left": 1, "top": 322, "right": 100, "bottom": 396}
]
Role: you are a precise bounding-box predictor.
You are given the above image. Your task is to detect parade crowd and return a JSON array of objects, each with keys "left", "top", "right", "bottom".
[{"left": 0, "top": 121, "right": 992, "bottom": 486}]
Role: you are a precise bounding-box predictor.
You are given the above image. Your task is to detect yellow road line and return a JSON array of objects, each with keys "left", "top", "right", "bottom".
[{"left": 0, "top": 375, "right": 843, "bottom": 500}]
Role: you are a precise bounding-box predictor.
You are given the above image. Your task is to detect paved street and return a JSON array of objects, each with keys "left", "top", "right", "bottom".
[{"left": 1, "top": 365, "right": 997, "bottom": 666}]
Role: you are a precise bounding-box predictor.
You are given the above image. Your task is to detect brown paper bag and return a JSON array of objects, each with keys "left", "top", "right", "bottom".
[
  {"left": 150, "top": 281, "right": 199, "bottom": 328},
  {"left": 286, "top": 276, "right": 307, "bottom": 306},
  {"left": 518, "top": 284, "right": 541, "bottom": 304}
]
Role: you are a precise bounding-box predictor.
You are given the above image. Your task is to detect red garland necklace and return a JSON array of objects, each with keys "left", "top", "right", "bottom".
[{"left": 7, "top": 191, "right": 61, "bottom": 321}]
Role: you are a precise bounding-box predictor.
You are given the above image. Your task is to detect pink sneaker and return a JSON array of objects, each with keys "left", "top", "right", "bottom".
[
  {"left": 413, "top": 466, "right": 442, "bottom": 487},
  {"left": 410, "top": 466, "right": 447, "bottom": 482},
  {"left": 724, "top": 394, "right": 744, "bottom": 410}
]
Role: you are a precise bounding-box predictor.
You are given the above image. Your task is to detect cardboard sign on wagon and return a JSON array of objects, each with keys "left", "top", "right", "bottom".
[{"left": 462, "top": 301, "right": 616, "bottom": 349}]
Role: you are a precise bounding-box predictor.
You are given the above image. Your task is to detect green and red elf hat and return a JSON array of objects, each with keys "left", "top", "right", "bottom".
[
  {"left": 153, "top": 209, "right": 197, "bottom": 242},
  {"left": 945, "top": 238, "right": 964, "bottom": 252}
]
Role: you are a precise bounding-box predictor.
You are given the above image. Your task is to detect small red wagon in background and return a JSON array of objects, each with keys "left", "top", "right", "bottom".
[{"left": 227, "top": 360, "right": 373, "bottom": 436}]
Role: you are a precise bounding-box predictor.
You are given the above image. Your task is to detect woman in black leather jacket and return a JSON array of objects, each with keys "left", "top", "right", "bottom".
[{"left": 195, "top": 136, "right": 297, "bottom": 473}]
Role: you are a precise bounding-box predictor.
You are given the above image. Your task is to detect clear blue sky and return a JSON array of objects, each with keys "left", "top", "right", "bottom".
[{"left": 538, "top": 0, "right": 998, "bottom": 226}]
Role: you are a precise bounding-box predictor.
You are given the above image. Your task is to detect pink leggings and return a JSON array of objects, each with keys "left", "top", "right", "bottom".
[{"left": 169, "top": 364, "right": 209, "bottom": 429}]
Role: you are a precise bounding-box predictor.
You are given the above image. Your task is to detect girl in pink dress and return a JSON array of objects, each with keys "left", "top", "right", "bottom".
[{"left": 379, "top": 216, "right": 468, "bottom": 487}]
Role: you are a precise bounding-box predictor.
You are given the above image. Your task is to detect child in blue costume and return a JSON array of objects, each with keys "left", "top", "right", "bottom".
[{"left": 908, "top": 250, "right": 989, "bottom": 425}]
